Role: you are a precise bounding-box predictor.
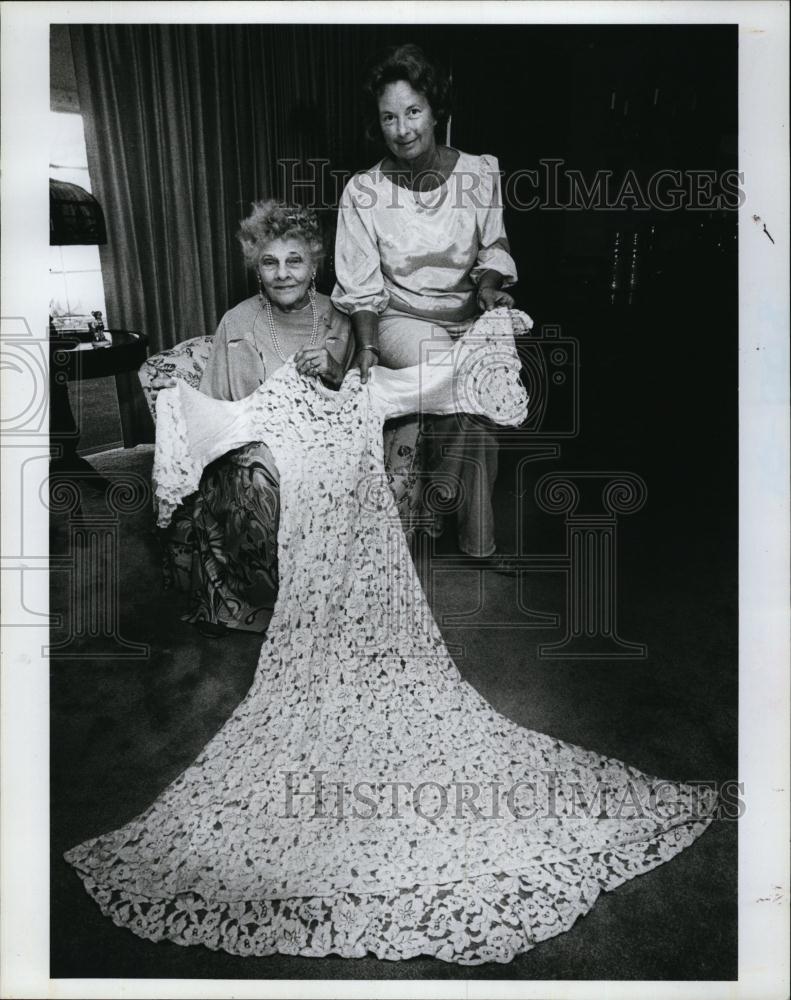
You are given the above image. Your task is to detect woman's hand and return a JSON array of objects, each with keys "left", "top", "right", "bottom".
[
  {"left": 354, "top": 346, "right": 379, "bottom": 385},
  {"left": 477, "top": 286, "right": 515, "bottom": 312},
  {"left": 349, "top": 310, "right": 380, "bottom": 385},
  {"left": 294, "top": 346, "right": 345, "bottom": 388}
]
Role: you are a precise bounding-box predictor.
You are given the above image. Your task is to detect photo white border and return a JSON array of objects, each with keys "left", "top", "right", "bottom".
[{"left": 1, "top": 2, "right": 788, "bottom": 998}]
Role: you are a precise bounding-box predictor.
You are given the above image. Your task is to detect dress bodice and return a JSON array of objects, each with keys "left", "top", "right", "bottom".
[{"left": 332, "top": 152, "right": 519, "bottom": 323}]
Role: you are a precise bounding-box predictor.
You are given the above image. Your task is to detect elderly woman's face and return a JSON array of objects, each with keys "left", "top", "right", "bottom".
[
  {"left": 377, "top": 80, "right": 436, "bottom": 163},
  {"left": 257, "top": 237, "right": 313, "bottom": 311}
]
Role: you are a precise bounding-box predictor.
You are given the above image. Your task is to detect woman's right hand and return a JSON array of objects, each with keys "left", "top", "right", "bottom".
[
  {"left": 355, "top": 347, "right": 379, "bottom": 385},
  {"left": 349, "top": 311, "right": 380, "bottom": 385}
]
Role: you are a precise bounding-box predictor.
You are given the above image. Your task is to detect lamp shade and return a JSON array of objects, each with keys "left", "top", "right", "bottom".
[{"left": 50, "top": 179, "right": 107, "bottom": 246}]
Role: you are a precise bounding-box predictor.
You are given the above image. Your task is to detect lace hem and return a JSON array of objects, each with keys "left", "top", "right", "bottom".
[{"left": 67, "top": 810, "right": 714, "bottom": 965}]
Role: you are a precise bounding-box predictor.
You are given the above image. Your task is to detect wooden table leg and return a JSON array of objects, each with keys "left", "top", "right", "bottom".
[{"left": 115, "top": 370, "right": 155, "bottom": 447}]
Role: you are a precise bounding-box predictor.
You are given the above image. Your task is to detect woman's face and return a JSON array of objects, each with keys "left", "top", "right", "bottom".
[
  {"left": 257, "top": 237, "right": 313, "bottom": 311},
  {"left": 377, "top": 80, "right": 436, "bottom": 163}
]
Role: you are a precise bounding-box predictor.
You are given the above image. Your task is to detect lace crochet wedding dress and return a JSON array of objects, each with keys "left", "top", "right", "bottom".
[{"left": 65, "top": 310, "right": 717, "bottom": 964}]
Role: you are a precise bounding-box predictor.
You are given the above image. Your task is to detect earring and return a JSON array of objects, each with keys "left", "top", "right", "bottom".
[
  {"left": 257, "top": 272, "right": 265, "bottom": 304},
  {"left": 310, "top": 270, "right": 317, "bottom": 300}
]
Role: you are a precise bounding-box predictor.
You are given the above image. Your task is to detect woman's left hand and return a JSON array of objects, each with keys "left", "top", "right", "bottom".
[
  {"left": 294, "top": 346, "right": 344, "bottom": 388},
  {"left": 477, "top": 286, "right": 515, "bottom": 312}
]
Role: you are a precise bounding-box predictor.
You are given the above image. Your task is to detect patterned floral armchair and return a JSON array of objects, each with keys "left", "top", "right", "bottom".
[{"left": 138, "top": 335, "right": 215, "bottom": 414}]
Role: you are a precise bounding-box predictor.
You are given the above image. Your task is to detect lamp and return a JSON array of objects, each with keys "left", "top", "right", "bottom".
[{"left": 50, "top": 178, "right": 107, "bottom": 246}]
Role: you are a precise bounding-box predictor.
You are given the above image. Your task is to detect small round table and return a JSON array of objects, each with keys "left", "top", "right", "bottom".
[{"left": 54, "top": 329, "right": 149, "bottom": 383}]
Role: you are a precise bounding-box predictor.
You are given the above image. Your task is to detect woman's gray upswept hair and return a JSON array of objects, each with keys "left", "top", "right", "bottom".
[{"left": 237, "top": 200, "right": 324, "bottom": 270}]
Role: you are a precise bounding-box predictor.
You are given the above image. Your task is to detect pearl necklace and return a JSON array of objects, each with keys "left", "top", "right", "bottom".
[{"left": 263, "top": 289, "right": 319, "bottom": 363}]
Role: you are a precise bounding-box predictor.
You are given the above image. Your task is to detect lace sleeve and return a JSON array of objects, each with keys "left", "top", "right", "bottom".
[
  {"left": 151, "top": 382, "right": 260, "bottom": 527},
  {"left": 368, "top": 307, "right": 531, "bottom": 425}
]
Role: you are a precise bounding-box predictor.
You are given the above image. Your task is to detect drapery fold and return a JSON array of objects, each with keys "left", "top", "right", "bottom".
[{"left": 69, "top": 24, "right": 394, "bottom": 354}]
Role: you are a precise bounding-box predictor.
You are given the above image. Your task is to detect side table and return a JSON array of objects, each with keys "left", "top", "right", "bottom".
[{"left": 50, "top": 329, "right": 149, "bottom": 484}]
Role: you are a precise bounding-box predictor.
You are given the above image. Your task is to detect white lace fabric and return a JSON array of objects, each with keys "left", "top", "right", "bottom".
[{"left": 65, "top": 310, "right": 717, "bottom": 964}]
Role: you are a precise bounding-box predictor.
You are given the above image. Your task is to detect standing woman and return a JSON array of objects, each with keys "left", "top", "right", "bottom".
[{"left": 332, "top": 43, "right": 519, "bottom": 557}]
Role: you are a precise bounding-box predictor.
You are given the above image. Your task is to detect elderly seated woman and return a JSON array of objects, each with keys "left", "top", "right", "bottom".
[{"left": 150, "top": 201, "right": 352, "bottom": 636}]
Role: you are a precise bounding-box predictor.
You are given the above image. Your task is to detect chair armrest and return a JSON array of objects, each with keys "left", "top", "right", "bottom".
[{"left": 138, "top": 335, "right": 214, "bottom": 420}]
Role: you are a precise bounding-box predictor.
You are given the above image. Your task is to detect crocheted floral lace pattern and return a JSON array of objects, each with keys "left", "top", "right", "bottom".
[{"left": 65, "top": 310, "right": 717, "bottom": 964}]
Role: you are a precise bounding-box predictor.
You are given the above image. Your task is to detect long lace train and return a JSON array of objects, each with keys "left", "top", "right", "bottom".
[{"left": 64, "top": 310, "right": 717, "bottom": 964}]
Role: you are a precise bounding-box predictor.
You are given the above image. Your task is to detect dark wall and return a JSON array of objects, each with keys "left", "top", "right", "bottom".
[
  {"left": 447, "top": 25, "right": 738, "bottom": 317},
  {"left": 272, "top": 24, "right": 737, "bottom": 321}
]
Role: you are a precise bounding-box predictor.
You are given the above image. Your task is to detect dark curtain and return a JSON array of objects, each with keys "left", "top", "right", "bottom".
[{"left": 69, "top": 24, "right": 406, "bottom": 353}]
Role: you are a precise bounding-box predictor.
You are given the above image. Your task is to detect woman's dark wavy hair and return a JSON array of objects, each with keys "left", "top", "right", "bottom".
[{"left": 362, "top": 44, "right": 452, "bottom": 144}]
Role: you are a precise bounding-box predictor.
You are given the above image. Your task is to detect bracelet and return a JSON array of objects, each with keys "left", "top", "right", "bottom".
[{"left": 359, "top": 345, "right": 380, "bottom": 358}]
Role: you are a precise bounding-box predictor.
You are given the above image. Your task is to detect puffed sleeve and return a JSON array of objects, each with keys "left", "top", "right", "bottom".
[
  {"left": 368, "top": 308, "right": 529, "bottom": 425},
  {"left": 470, "top": 154, "right": 518, "bottom": 288},
  {"left": 331, "top": 174, "right": 390, "bottom": 316}
]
